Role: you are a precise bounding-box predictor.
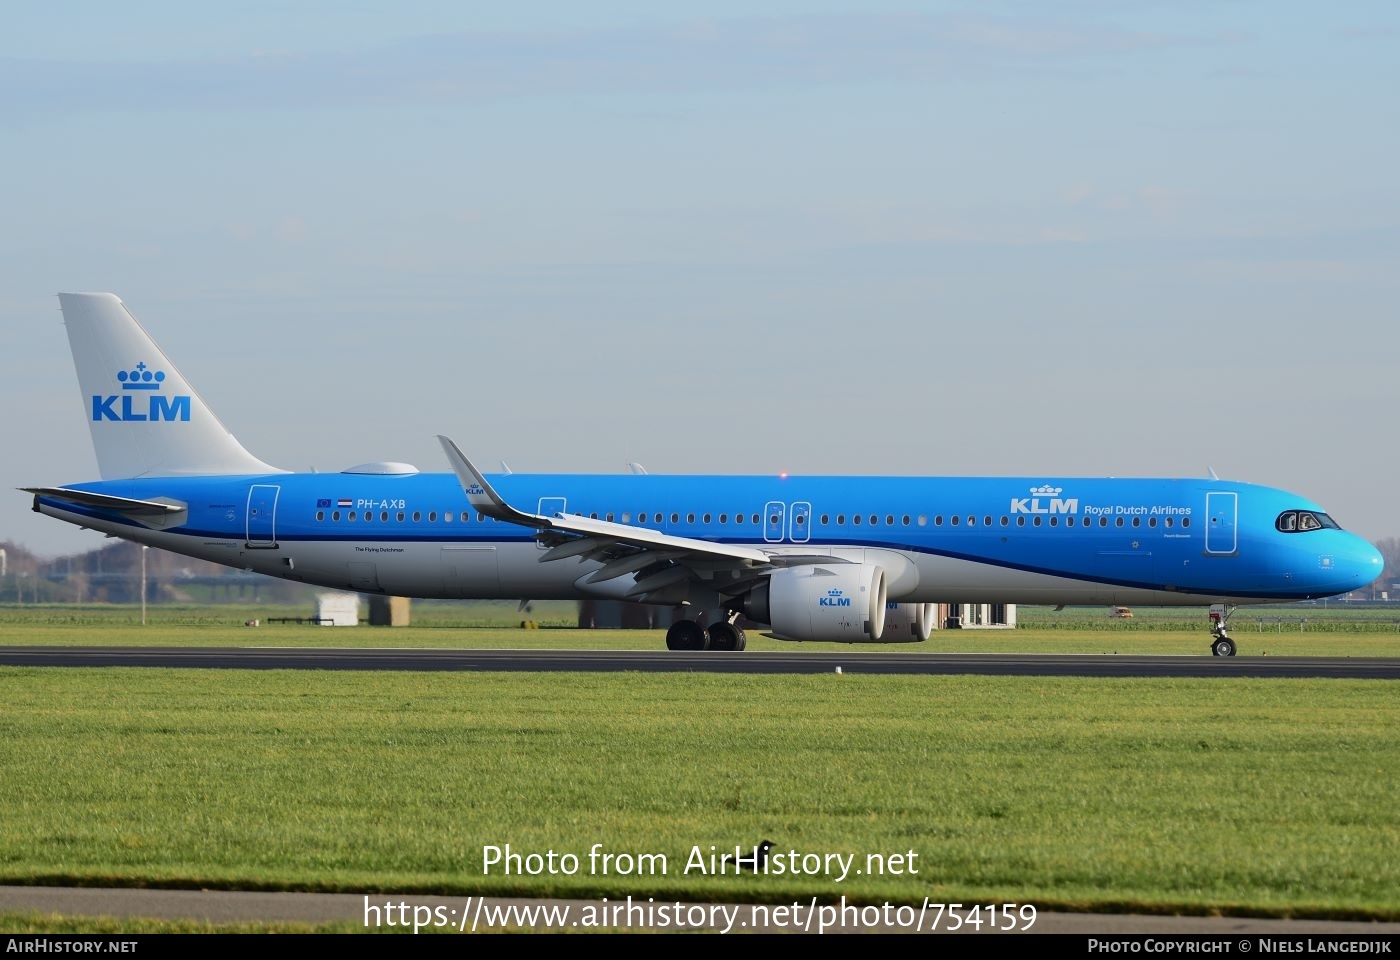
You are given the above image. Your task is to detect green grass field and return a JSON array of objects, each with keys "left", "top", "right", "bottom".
[
  {"left": 1, "top": 602, "right": 1398, "bottom": 656},
  {"left": 1, "top": 664, "right": 1397, "bottom": 920}
]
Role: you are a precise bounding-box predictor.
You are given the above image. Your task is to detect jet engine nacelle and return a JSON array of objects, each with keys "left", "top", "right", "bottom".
[
  {"left": 881, "top": 601, "right": 936, "bottom": 642},
  {"left": 741, "top": 564, "right": 888, "bottom": 642}
]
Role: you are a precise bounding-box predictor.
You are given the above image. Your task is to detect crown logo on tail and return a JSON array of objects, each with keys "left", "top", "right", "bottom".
[{"left": 117, "top": 362, "right": 167, "bottom": 391}]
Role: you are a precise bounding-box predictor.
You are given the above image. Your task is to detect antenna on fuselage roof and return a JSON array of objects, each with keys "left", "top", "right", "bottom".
[
  {"left": 500, "top": 460, "right": 512, "bottom": 474},
  {"left": 1208, "top": 467, "right": 1220, "bottom": 480},
  {"left": 627, "top": 462, "right": 648, "bottom": 475}
]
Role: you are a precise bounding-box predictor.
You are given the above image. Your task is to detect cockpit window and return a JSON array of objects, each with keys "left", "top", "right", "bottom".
[{"left": 1276, "top": 510, "right": 1340, "bottom": 533}]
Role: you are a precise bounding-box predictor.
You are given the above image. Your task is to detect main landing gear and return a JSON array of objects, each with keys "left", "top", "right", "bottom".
[
  {"left": 664, "top": 616, "right": 747, "bottom": 652},
  {"left": 1209, "top": 604, "right": 1237, "bottom": 657}
]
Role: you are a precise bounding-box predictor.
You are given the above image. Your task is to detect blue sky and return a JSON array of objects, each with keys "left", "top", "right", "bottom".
[{"left": 3, "top": 1, "right": 1397, "bottom": 556}]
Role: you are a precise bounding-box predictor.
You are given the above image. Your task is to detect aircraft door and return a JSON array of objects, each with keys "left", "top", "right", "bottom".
[
  {"left": 763, "top": 501, "right": 785, "bottom": 543},
  {"left": 246, "top": 484, "right": 280, "bottom": 548},
  {"left": 790, "top": 502, "right": 812, "bottom": 543},
  {"left": 1205, "top": 492, "right": 1238, "bottom": 555}
]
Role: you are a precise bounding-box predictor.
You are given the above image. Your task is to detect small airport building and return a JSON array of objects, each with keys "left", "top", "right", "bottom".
[{"left": 579, "top": 600, "right": 1015, "bottom": 631}]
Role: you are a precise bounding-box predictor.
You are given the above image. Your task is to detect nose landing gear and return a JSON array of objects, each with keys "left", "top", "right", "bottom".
[{"left": 1209, "top": 604, "right": 1237, "bottom": 657}]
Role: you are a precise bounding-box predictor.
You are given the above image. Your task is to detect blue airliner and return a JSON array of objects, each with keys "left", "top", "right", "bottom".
[{"left": 25, "top": 293, "right": 1383, "bottom": 656}]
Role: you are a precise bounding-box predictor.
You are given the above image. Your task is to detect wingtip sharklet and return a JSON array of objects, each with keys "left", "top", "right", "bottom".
[{"left": 436, "top": 435, "right": 535, "bottom": 525}]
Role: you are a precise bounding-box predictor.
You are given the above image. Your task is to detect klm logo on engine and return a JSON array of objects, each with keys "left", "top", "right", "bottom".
[
  {"left": 820, "top": 588, "right": 851, "bottom": 607},
  {"left": 92, "top": 362, "right": 191, "bottom": 422},
  {"left": 1010, "top": 484, "right": 1078, "bottom": 515}
]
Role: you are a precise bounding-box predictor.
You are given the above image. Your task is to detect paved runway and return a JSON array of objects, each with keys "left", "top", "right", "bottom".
[{"left": 1, "top": 646, "right": 1398, "bottom": 678}]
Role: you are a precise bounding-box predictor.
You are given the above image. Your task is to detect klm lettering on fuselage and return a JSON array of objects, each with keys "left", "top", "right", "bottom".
[
  {"left": 1010, "top": 484, "right": 1079, "bottom": 515},
  {"left": 820, "top": 589, "right": 851, "bottom": 607},
  {"left": 92, "top": 362, "right": 191, "bottom": 422}
]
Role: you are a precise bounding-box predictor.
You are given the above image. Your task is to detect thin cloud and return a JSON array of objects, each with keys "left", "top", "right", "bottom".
[{"left": 1, "top": 13, "right": 1210, "bottom": 120}]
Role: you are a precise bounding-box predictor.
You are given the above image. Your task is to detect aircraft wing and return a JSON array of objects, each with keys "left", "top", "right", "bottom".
[
  {"left": 438, "top": 436, "right": 769, "bottom": 562},
  {"left": 23, "top": 486, "right": 186, "bottom": 517},
  {"left": 437, "top": 437, "right": 838, "bottom": 601}
]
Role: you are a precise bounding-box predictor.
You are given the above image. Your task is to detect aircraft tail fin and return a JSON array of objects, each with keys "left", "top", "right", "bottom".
[{"left": 57, "top": 293, "right": 284, "bottom": 479}]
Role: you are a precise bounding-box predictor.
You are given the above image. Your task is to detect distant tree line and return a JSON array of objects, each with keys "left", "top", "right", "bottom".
[{"left": 0, "top": 539, "right": 313, "bottom": 605}]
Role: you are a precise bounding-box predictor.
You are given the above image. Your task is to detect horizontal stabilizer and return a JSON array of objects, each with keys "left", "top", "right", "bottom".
[{"left": 23, "top": 486, "right": 186, "bottom": 516}]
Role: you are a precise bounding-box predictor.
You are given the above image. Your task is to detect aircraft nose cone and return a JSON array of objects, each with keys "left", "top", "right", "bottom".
[
  {"left": 1343, "top": 538, "right": 1385, "bottom": 593},
  {"left": 1364, "top": 541, "right": 1385, "bottom": 580}
]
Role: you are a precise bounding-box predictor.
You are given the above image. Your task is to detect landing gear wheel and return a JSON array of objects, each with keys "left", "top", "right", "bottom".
[
  {"left": 706, "top": 622, "right": 746, "bottom": 652},
  {"left": 1211, "top": 637, "right": 1237, "bottom": 658},
  {"left": 666, "top": 620, "right": 708, "bottom": 651}
]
